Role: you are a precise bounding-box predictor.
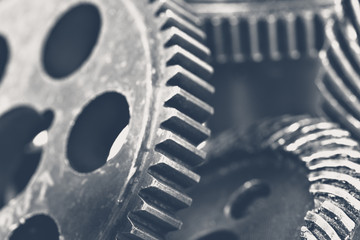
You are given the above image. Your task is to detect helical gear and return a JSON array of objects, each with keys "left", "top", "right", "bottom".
[
  {"left": 168, "top": 115, "right": 360, "bottom": 240},
  {"left": 262, "top": 116, "right": 360, "bottom": 240},
  {"left": 318, "top": 0, "right": 360, "bottom": 140}
]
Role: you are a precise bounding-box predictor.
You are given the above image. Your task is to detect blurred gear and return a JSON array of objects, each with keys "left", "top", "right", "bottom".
[
  {"left": 167, "top": 115, "right": 360, "bottom": 240},
  {"left": 0, "top": 0, "right": 214, "bottom": 239},
  {"left": 318, "top": 0, "right": 360, "bottom": 140},
  {"left": 184, "top": 0, "right": 336, "bottom": 63}
]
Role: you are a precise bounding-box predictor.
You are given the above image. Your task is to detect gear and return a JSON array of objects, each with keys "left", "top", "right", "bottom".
[
  {"left": 184, "top": 0, "right": 336, "bottom": 63},
  {"left": 0, "top": 0, "right": 214, "bottom": 239},
  {"left": 167, "top": 116, "right": 360, "bottom": 240},
  {"left": 318, "top": 0, "right": 360, "bottom": 141},
  {"left": 261, "top": 116, "right": 360, "bottom": 240}
]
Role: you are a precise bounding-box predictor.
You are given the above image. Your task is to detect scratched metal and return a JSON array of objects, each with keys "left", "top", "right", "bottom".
[{"left": 0, "top": 0, "right": 155, "bottom": 238}]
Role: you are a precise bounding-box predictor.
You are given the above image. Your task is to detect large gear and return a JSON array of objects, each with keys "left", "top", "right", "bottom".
[
  {"left": 0, "top": 0, "right": 214, "bottom": 239},
  {"left": 184, "top": 0, "right": 336, "bottom": 63},
  {"left": 318, "top": 0, "right": 360, "bottom": 141},
  {"left": 168, "top": 115, "right": 360, "bottom": 240}
]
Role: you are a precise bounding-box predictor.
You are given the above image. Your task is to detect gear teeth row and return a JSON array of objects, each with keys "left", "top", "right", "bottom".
[
  {"left": 318, "top": 0, "right": 360, "bottom": 141},
  {"left": 185, "top": 0, "right": 335, "bottom": 63},
  {"left": 262, "top": 116, "right": 360, "bottom": 240},
  {"left": 125, "top": 1, "right": 214, "bottom": 239}
]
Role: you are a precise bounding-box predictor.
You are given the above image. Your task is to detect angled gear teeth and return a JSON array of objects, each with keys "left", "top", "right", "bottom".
[
  {"left": 318, "top": 0, "right": 360, "bottom": 141},
  {"left": 158, "top": 8, "right": 206, "bottom": 41},
  {"left": 160, "top": 108, "right": 211, "bottom": 145},
  {"left": 304, "top": 211, "right": 342, "bottom": 240},
  {"left": 153, "top": 0, "right": 202, "bottom": 26},
  {"left": 165, "top": 65, "right": 215, "bottom": 103},
  {"left": 156, "top": 130, "right": 206, "bottom": 167},
  {"left": 261, "top": 116, "right": 360, "bottom": 240},
  {"left": 149, "top": 153, "right": 200, "bottom": 188},
  {"left": 130, "top": 200, "right": 182, "bottom": 232},
  {"left": 163, "top": 27, "right": 210, "bottom": 61},
  {"left": 165, "top": 45, "right": 213, "bottom": 80},
  {"left": 164, "top": 86, "right": 214, "bottom": 123},
  {"left": 124, "top": 0, "right": 214, "bottom": 239},
  {"left": 139, "top": 174, "right": 193, "bottom": 210}
]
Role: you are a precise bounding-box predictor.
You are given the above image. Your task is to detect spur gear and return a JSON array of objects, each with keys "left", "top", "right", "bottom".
[
  {"left": 0, "top": 0, "right": 214, "bottom": 239},
  {"left": 168, "top": 115, "right": 360, "bottom": 240},
  {"left": 318, "top": 0, "right": 360, "bottom": 141},
  {"left": 184, "top": 0, "right": 336, "bottom": 63}
]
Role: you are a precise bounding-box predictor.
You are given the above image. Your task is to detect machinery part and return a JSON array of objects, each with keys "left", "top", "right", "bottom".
[
  {"left": 318, "top": 0, "right": 360, "bottom": 141},
  {"left": 184, "top": 0, "right": 336, "bottom": 63},
  {"left": 261, "top": 116, "right": 360, "bottom": 239},
  {"left": 167, "top": 115, "right": 360, "bottom": 240},
  {"left": 0, "top": 0, "right": 214, "bottom": 239}
]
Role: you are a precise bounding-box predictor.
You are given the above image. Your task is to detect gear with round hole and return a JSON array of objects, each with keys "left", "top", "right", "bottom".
[{"left": 0, "top": 0, "right": 214, "bottom": 239}]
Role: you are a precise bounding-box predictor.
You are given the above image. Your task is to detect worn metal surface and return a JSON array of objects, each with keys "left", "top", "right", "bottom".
[{"left": 0, "top": 0, "right": 214, "bottom": 239}]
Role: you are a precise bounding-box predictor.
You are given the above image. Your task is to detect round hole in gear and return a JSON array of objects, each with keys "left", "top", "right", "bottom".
[
  {"left": 42, "top": 3, "right": 101, "bottom": 79},
  {"left": 9, "top": 214, "right": 59, "bottom": 240},
  {"left": 67, "top": 92, "right": 130, "bottom": 173},
  {"left": 197, "top": 230, "right": 238, "bottom": 240},
  {"left": 0, "top": 35, "right": 9, "bottom": 83},
  {"left": 0, "top": 107, "right": 54, "bottom": 209}
]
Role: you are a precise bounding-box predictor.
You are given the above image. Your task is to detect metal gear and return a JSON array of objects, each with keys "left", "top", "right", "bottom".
[
  {"left": 318, "top": 0, "right": 360, "bottom": 141},
  {"left": 0, "top": 0, "right": 214, "bottom": 239},
  {"left": 167, "top": 115, "right": 360, "bottom": 240},
  {"left": 184, "top": 0, "right": 336, "bottom": 63}
]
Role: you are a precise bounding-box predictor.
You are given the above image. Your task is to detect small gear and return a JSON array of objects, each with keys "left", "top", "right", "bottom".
[
  {"left": 184, "top": 0, "right": 336, "bottom": 63},
  {"left": 0, "top": 0, "right": 214, "bottom": 239},
  {"left": 167, "top": 116, "right": 360, "bottom": 240},
  {"left": 318, "top": 0, "right": 360, "bottom": 140}
]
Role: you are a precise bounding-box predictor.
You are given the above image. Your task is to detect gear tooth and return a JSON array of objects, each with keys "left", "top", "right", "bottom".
[
  {"left": 309, "top": 170, "right": 360, "bottom": 193},
  {"left": 267, "top": 15, "right": 281, "bottom": 61},
  {"left": 265, "top": 118, "right": 323, "bottom": 148},
  {"left": 302, "top": 12, "right": 318, "bottom": 58},
  {"left": 159, "top": 9, "right": 205, "bottom": 42},
  {"left": 149, "top": 154, "right": 200, "bottom": 188},
  {"left": 300, "top": 148, "right": 360, "bottom": 163},
  {"left": 163, "top": 27, "right": 210, "bottom": 61},
  {"left": 125, "top": 217, "right": 161, "bottom": 240},
  {"left": 164, "top": 86, "right": 214, "bottom": 123},
  {"left": 160, "top": 108, "right": 210, "bottom": 145},
  {"left": 165, "top": 45, "right": 213, "bottom": 80},
  {"left": 310, "top": 183, "right": 360, "bottom": 212},
  {"left": 140, "top": 175, "right": 192, "bottom": 210},
  {"left": 165, "top": 65, "right": 214, "bottom": 103},
  {"left": 301, "top": 226, "right": 318, "bottom": 240},
  {"left": 304, "top": 211, "right": 342, "bottom": 240},
  {"left": 228, "top": 16, "right": 245, "bottom": 62},
  {"left": 308, "top": 158, "right": 360, "bottom": 173},
  {"left": 153, "top": 0, "right": 201, "bottom": 26},
  {"left": 321, "top": 200, "right": 356, "bottom": 234},
  {"left": 317, "top": 71, "right": 360, "bottom": 139},
  {"left": 248, "top": 17, "right": 263, "bottom": 62},
  {"left": 132, "top": 200, "right": 183, "bottom": 232},
  {"left": 156, "top": 130, "right": 206, "bottom": 167},
  {"left": 284, "top": 128, "right": 350, "bottom": 154},
  {"left": 284, "top": 13, "right": 300, "bottom": 59}
]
